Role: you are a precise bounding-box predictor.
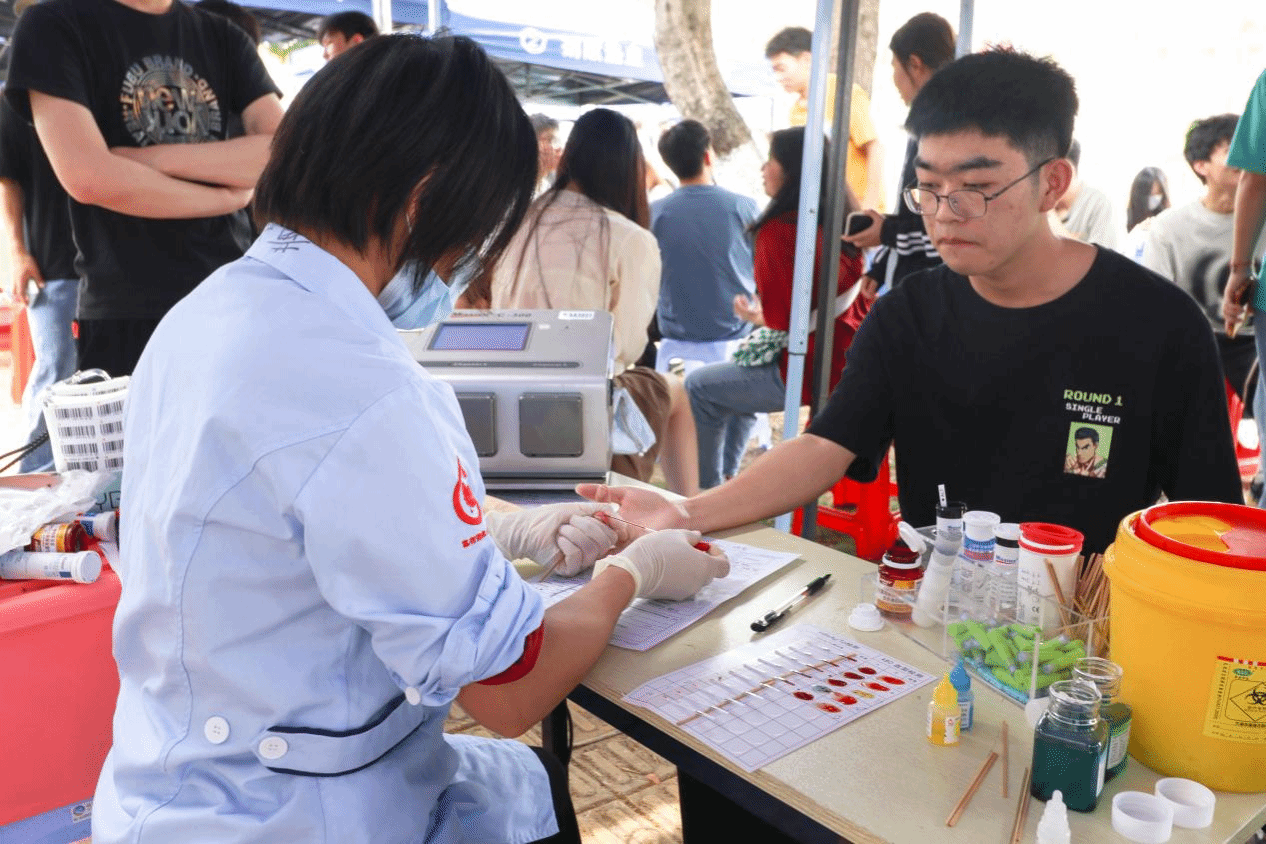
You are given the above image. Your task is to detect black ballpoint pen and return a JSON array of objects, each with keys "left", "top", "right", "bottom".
[{"left": 751, "top": 574, "right": 832, "bottom": 632}]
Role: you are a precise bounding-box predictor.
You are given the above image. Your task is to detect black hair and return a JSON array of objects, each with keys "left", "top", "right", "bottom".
[
  {"left": 1126, "top": 166, "right": 1170, "bottom": 230},
  {"left": 658, "top": 120, "right": 710, "bottom": 181},
  {"left": 751, "top": 126, "right": 857, "bottom": 235},
  {"left": 765, "top": 26, "right": 812, "bottom": 58},
  {"left": 529, "top": 113, "right": 558, "bottom": 135},
  {"left": 1184, "top": 113, "right": 1240, "bottom": 184},
  {"left": 547, "top": 108, "right": 648, "bottom": 228},
  {"left": 253, "top": 35, "right": 536, "bottom": 292},
  {"left": 197, "top": 0, "right": 261, "bottom": 45},
  {"left": 318, "top": 11, "right": 378, "bottom": 41},
  {"left": 1074, "top": 427, "right": 1099, "bottom": 444},
  {"left": 905, "top": 49, "right": 1078, "bottom": 167},
  {"left": 889, "top": 12, "right": 955, "bottom": 73}
]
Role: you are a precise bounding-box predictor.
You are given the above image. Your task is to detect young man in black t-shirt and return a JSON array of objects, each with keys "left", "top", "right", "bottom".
[
  {"left": 580, "top": 49, "right": 1243, "bottom": 555},
  {"left": 4, "top": 0, "right": 284, "bottom": 377}
]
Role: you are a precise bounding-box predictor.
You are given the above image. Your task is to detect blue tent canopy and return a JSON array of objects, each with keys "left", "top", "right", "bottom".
[{"left": 242, "top": 0, "right": 768, "bottom": 104}]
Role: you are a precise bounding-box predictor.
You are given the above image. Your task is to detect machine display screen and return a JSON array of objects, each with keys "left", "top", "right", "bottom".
[{"left": 430, "top": 323, "right": 530, "bottom": 352}]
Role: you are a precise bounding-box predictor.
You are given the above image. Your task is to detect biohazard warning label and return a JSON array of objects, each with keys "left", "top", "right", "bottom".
[{"left": 1203, "top": 656, "right": 1266, "bottom": 743}]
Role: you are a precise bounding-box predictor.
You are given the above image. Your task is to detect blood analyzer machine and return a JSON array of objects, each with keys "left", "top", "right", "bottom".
[{"left": 399, "top": 310, "right": 613, "bottom": 489}]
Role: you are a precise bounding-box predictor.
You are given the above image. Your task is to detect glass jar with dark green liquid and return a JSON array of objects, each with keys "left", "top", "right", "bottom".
[
  {"left": 1073, "top": 657, "right": 1132, "bottom": 780},
  {"left": 1030, "top": 679, "right": 1109, "bottom": 812}
]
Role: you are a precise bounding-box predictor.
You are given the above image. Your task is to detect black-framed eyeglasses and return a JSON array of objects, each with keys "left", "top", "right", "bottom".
[{"left": 901, "top": 157, "right": 1056, "bottom": 219}]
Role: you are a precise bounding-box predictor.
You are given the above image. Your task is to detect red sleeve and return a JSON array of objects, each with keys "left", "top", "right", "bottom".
[
  {"left": 476, "top": 624, "right": 544, "bottom": 686},
  {"left": 753, "top": 216, "right": 798, "bottom": 332}
]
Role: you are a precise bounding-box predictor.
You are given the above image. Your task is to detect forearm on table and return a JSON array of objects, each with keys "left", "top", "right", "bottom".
[
  {"left": 680, "top": 433, "right": 854, "bottom": 533},
  {"left": 1232, "top": 170, "right": 1266, "bottom": 265},
  {"left": 456, "top": 566, "right": 635, "bottom": 737},
  {"left": 112, "top": 134, "right": 273, "bottom": 189}
]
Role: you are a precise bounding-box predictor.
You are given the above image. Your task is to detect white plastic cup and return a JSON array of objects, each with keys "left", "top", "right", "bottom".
[
  {"left": 1016, "top": 522, "right": 1084, "bottom": 631},
  {"left": 1153, "top": 778, "right": 1215, "bottom": 829},
  {"left": 1111, "top": 791, "right": 1173, "bottom": 843}
]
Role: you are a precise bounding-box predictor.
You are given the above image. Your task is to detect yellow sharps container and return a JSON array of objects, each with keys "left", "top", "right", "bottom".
[{"left": 1104, "top": 501, "right": 1266, "bottom": 792}]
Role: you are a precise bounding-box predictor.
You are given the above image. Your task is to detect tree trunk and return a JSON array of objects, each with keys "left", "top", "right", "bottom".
[
  {"left": 652, "top": 0, "right": 754, "bottom": 158},
  {"left": 854, "top": 0, "right": 880, "bottom": 95}
]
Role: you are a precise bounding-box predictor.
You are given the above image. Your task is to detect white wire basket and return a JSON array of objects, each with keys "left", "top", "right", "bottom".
[{"left": 41, "top": 372, "right": 129, "bottom": 474}]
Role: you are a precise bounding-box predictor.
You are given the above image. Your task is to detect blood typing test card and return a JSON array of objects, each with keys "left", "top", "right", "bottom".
[{"left": 623, "top": 624, "right": 937, "bottom": 771}]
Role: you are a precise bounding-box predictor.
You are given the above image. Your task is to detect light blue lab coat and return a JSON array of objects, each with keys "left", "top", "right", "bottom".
[{"left": 93, "top": 225, "right": 556, "bottom": 843}]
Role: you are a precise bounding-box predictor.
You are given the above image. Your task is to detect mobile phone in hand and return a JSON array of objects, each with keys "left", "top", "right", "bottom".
[{"left": 845, "top": 211, "right": 874, "bottom": 237}]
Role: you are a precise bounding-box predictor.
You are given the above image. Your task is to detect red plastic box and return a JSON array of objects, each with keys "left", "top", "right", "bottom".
[{"left": 0, "top": 568, "right": 120, "bottom": 830}]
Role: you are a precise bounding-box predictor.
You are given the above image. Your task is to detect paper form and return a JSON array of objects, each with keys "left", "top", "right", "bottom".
[
  {"left": 528, "top": 539, "right": 800, "bottom": 651},
  {"left": 623, "top": 624, "right": 937, "bottom": 771}
]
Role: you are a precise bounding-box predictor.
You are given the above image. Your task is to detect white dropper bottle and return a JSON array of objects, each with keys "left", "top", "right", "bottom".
[{"left": 1036, "top": 789, "right": 1071, "bottom": 844}]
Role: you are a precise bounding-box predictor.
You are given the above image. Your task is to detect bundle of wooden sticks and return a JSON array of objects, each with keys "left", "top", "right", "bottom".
[{"left": 1071, "top": 552, "right": 1110, "bottom": 654}]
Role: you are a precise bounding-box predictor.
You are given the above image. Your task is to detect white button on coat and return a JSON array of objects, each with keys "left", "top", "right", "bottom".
[
  {"left": 203, "top": 716, "right": 230, "bottom": 745},
  {"left": 258, "top": 736, "right": 289, "bottom": 760},
  {"left": 405, "top": 687, "right": 421, "bottom": 706}
]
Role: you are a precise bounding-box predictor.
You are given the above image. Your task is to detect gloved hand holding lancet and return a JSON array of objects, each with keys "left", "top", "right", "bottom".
[{"left": 592, "top": 530, "right": 730, "bottom": 602}]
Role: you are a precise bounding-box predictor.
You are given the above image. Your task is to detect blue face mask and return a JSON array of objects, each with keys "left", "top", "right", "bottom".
[{"left": 377, "top": 264, "right": 455, "bottom": 329}]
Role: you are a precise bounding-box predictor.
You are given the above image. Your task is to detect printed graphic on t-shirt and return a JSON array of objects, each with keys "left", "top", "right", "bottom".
[
  {"left": 1064, "top": 422, "right": 1112, "bottom": 478},
  {"left": 1061, "top": 388, "right": 1122, "bottom": 480},
  {"left": 120, "top": 56, "right": 223, "bottom": 145}
]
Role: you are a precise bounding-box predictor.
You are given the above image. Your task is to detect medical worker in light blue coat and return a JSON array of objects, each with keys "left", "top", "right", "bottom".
[{"left": 93, "top": 35, "right": 729, "bottom": 844}]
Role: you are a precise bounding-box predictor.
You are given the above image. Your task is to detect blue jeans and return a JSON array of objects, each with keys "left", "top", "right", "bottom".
[
  {"left": 686, "top": 360, "right": 787, "bottom": 489},
  {"left": 19, "top": 278, "right": 78, "bottom": 472}
]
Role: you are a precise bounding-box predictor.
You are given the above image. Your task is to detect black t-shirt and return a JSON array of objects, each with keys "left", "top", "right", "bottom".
[
  {"left": 4, "top": 0, "right": 279, "bottom": 320},
  {"left": 807, "top": 247, "right": 1244, "bottom": 552},
  {"left": 0, "top": 99, "right": 76, "bottom": 281}
]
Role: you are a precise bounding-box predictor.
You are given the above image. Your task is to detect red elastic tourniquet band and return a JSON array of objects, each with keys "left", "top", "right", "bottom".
[{"left": 478, "top": 624, "right": 544, "bottom": 686}]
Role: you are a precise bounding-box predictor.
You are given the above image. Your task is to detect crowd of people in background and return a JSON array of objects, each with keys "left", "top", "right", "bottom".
[{"left": 1, "top": 1, "right": 1263, "bottom": 841}]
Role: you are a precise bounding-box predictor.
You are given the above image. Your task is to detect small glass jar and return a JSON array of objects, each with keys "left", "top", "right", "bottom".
[
  {"left": 27, "top": 521, "right": 88, "bottom": 553},
  {"left": 1073, "top": 657, "right": 1132, "bottom": 780},
  {"left": 1031, "top": 679, "right": 1109, "bottom": 812},
  {"left": 876, "top": 541, "right": 922, "bottom": 618}
]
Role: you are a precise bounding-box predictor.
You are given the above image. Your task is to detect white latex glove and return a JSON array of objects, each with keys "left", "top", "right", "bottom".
[
  {"left": 592, "top": 529, "right": 730, "bottom": 602},
  {"left": 485, "top": 502, "right": 618, "bottom": 573}
]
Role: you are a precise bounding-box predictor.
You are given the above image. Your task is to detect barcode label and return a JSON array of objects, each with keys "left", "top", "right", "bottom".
[
  {"left": 56, "top": 424, "right": 97, "bottom": 438},
  {"left": 53, "top": 406, "right": 96, "bottom": 420},
  {"left": 101, "top": 400, "right": 125, "bottom": 416},
  {"left": 60, "top": 442, "right": 100, "bottom": 455},
  {"left": 102, "top": 440, "right": 123, "bottom": 453},
  {"left": 100, "top": 421, "right": 123, "bottom": 435}
]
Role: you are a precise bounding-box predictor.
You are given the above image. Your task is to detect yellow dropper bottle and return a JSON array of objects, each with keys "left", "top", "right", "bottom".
[{"left": 927, "top": 674, "right": 961, "bottom": 746}]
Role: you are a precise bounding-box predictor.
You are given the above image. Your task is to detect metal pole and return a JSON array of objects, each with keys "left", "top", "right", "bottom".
[
  {"left": 957, "top": 0, "right": 974, "bottom": 57},
  {"left": 773, "top": 0, "right": 833, "bottom": 534},
  {"left": 372, "top": 0, "right": 392, "bottom": 35},
  {"left": 798, "top": 0, "right": 862, "bottom": 542}
]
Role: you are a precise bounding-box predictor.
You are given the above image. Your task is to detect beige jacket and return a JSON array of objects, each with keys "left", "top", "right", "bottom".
[{"left": 491, "top": 189, "right": 661, "bottom": 371}]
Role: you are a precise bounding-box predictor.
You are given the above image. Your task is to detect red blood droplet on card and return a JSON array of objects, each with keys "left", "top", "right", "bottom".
[
  {"left": 881, "top": 675, "right": 905, "bottom": 685},
  {"left": 827, "top": 678, "right": 847, "bottom": 687},
  {"left": 865, "top": 682, "right": 889, "bottom": 692},
  {"left": 793, "top": 691, "right": 814, "bottom": 701},
  {"left": 833, "top": 693, "right": 858, "bottom": 705},
  {"left": 843, "top": 671, "right": 863, "bottom": 680},
  {"left": 818, "top": 703, "right": 841, "bottom": 713},
  {"left": 859, "top": 666, "right": 877, "bottom": 675}
]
